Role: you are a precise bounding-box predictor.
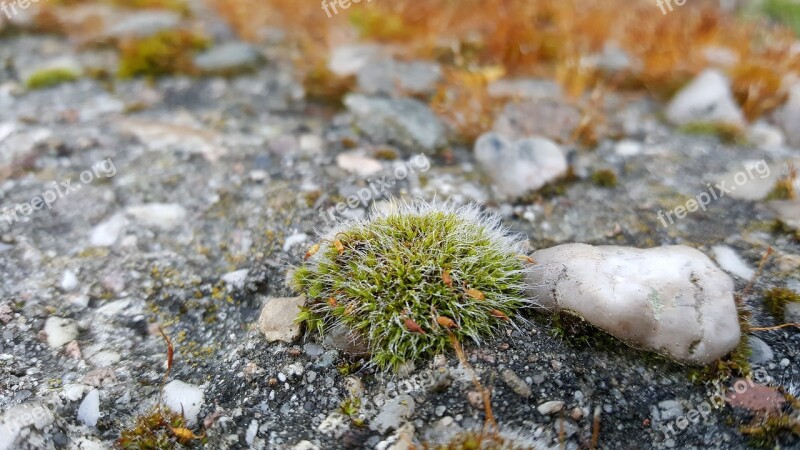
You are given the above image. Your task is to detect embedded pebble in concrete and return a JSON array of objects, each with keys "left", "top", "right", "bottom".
[{"left": 528, "top": 244, "right": 741, "bottom": 364}]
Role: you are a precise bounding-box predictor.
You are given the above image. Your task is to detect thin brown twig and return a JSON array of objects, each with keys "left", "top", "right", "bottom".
[
  {"left": 448, "top": 333, "right": 497, "bottom": 431},
  {"left": 590, "top": 405, "right": 601, "bottom": 449},
  {"left": 751, "top": 323, "right": 800, "bottom": 331},
  {"left": 158, "top": 326, "right": 174, "bottom": 406}
]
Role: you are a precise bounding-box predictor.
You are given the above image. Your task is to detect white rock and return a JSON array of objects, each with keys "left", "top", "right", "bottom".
[
  {"left": 474, "top": 132, "right": 567, "bottom": 199},
  {"left": 335, "top": 151, "right": 383, "bottom": 177},
  {"left": 126, "top": 203, "right": 187, "bottom": 230},
  {"left": 63, "top": 383, "right": 87, "bottom": 401},
  {"left": 527, "top": 244, "right": 741, "bottom": 364},
  {"left": 537, "top": 400, "right": 565, "bottom": 415},
  {"left": 282, "top": 233, "right": 308, "bottom": 252},
  {"left": 258, "top": 296, "right": 306, "bottom": 343},
  {"left": 711, "top": 246, "right": 755, "bottom": 280},
  {"left": 245, "top": 419, "right": 259, "bottom": 446},
  {"left": 89, "top": 213, "right": 129, "bottom": 247},
  {"left": 221, "top": 269, "right": 249, "bottom": 290},
  {"left": 614, "top": 139, "right": 642, "bottom": 157},
  {"left": 162, "top": 380, "right": 204, "bottom": 427},
  {"left": 61, "top": 270, "right": 79, "bottom": 291},
  {"left": 44, "top": 316, "right": 79, "bottom": 348},
  {"left": 77, "top": 389, "right": 100, "bottom": 427},
  {"left": 665, "top": 69, "right": 745, "bottom": 128}
]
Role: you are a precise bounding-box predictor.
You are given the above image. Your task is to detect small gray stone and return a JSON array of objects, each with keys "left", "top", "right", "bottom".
[
  {"left": 370, "top": 395, "right": 415, "bottom": 434},
  {"left": 500, "top": 369, "right": 532, "bottom": 398},
  {"left": 258, "top": 296, "right": 306, "bottom": 343},
  {"left": 344, "top": 94, "right": 446, "bottom": 152},
  {"left": 665, "top": 69, "right": 744, "bottom": 128},
  {"left": 785, "top": 302, "right": 800, "bottom": 324},
  {"left": 322, "top": 323, "right": 369, "bottom": 355},
  {"left": 103, "top": 11, "right": 182, "bottom": 39},
  {"left": 194, "top": 42, "right": 261, "bottom": 74},
  {"left": 474, "top": 132, "right": 567, "bottom": 199},
  {"left": 43, "top": 317, "right": 79, "bottom": 349},
  {"left": 537, "top": 400, "right": 564, "bottom": 415},
  {"left": 658, "top": 400, "right": 684, "bottom": 421},
  {"left": 357, "top": 58, "right": 441, "bottom": 96},
  {"left": 747, "top": 336, "right": 774, "bottom": 364}
]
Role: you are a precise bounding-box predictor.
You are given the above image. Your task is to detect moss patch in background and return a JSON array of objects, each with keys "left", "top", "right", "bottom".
[
  {"left": 26, "top": 67, "right": 80, "bottom": 89},
  {"left": 117, "top": 29, "right": 209, "bottom": 79}
]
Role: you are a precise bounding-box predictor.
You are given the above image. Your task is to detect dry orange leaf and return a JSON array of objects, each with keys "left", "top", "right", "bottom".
[
  {"left": 305, "top": 243, "right": 320, "bottom": 260},
  {"left": 436, "top": 316, "right": 459, "bottom": 329},
  {"left": 404, "top": 318, "right": 426, "bottom": 334},
  {"left": 466, "top": 288, "right": 485, "bottom": 300},
  {"left": 442, "top": 269, "right": 453, "bottom": 288},
  {"left": 333, "top": 239, "right": 344, "bottom": 255},
  {"left": 490, "top": 309, "right": 509, "bottom": 321}
]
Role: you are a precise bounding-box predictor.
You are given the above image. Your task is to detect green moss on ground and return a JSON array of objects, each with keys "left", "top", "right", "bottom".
[
  {"left": 591, "top": 169, "right": 617, "bottom": 188},
  {"left": 292, "top": 201, "right": 533, "bottom": 371},
  {"left": 764, "top": 287, "right": 800, "bottom": 320},
  {"left": 117, "top": 29, "right": 209, "bottom": 79},
  {"left": 26, "top": 68, "right": 79, "bottom": 89}
]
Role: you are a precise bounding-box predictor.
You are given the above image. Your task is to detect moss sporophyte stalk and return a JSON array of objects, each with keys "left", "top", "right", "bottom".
[{"left": 292, "top": 201, "right": 536, "bottom": 371}]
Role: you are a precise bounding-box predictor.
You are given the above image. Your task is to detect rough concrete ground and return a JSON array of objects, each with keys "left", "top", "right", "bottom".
[{"left": 0, "top": 1, "right": 799, "bottom": 449}]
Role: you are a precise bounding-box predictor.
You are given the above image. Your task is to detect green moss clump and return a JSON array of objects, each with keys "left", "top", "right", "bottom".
[
  {"left": 766, "top": 177, "right": 796, "bottom": 201},
  {"left": 117, "top": 29, "right": 209, "bottom": 79},
  {"left": 679, "top": 122, "right": 744, "bottom": 144},
  {"left": 118, "top": 408, "right": 201, "bottom": 449},
  {"left": 26, "top": 68, "right": 79, "bottom": 89},
  {"left": 764, "top": 287, "right": 800, "bottom": 320},
  {"left": 292, "top": 201, "right": 533, "bottom": 371},
  {"left": 590, "top": 169, "right": 617, "bottom": 188}
]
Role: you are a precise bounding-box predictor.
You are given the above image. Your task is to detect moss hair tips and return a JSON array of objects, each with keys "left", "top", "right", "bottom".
[{"left": 291, "top": 200, "right": 536, "bottom": 371}]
